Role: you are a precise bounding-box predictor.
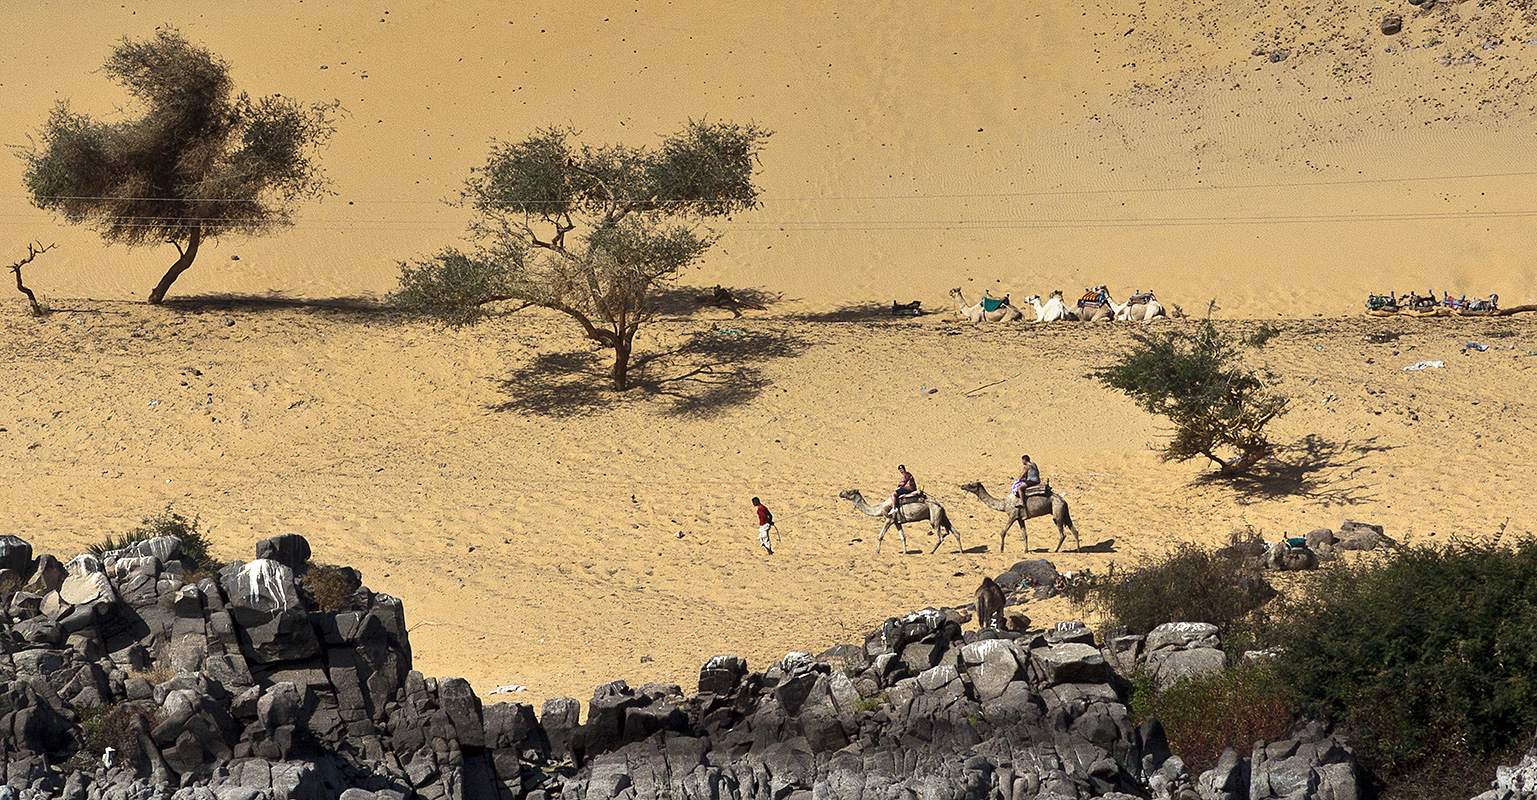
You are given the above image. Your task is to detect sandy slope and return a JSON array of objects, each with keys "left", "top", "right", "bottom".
[
  {"left": 3, "top": 300, "right": 1534, "bottom": 709},
  {"left": 1, "top": 1, "right": 1536, "bottom": 710},
  {"left": 1, "top": 1, "right": 1535, "bottom": 313}
]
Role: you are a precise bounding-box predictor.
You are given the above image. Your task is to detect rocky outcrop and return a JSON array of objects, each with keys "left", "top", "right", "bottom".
[{"left": 0, "top": 536, "right": 1368, "bottom": 800}]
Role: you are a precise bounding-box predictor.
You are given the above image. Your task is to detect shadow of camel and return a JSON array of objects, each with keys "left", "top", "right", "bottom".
[
  {"left": 1071, "top": 539, "right": 1118, "bottom": 554},
  {"left": 490, "top": 326, "right": 809, "bottom": 417},
  {"left": 962, "top": 545, "right": 991, "bottom": 555},
  {"left": 1193, "top": 434, "right": 1393, "bottom": 505}
]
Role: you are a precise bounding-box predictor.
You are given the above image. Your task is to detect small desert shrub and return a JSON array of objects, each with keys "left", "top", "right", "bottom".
[
  {"left": 81, "top": 701, "right": 164, "bottom": 767},
  {"left": 91, "top": 504, "right": 221, "bottom": 571},
  {"left": 1273, "top": 538, "right": 1537, "bottom": 789},
  {"left": 300, "top": 564, "right": 361, "bottom": 612},
  {"left": 854, "top": 695, "right": 886, "bottom": 713},
  {"left": 1244, "top": 323, "right": 1282, "bottom": 348},
  {"left": 1129, "top": 664, "right": 1294, "bottom": 771},
  {"left": 128, "top": 664, "right": 176, "bottom": 686},
  {"left": 1092, "top": 320, "right": 1288, "bottom": 474},
  {"left": 1070, "top": 543, "right": 1276, "bottom": 650}
]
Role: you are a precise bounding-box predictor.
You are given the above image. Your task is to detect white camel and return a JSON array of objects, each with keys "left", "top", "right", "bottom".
[
  {"left": 950, "top": 288, "right": 1024, "bottom": 323},
  {"left": 1024, "top": 291, "right": 1071, "bottom": 322},
  {"left": 1113, "top": 291, "right": 1168, "bottom": 322},
  {"left": 839, "top": 489, "right": 963, "bottom": 555}
]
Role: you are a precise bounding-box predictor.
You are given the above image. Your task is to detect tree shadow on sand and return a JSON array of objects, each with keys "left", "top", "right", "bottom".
[
  {"left": 649, "top": 284, "right": 782, "bottom": 317},
  {"left": 786, "top": 302, "right": 929, "bottom": 324},
  {"left": 162, "top": 292, "right": 388, "bottom": 320},
  {"left": 1194, "top": 434, "right": 1394, "bottom": 505},
  {"left": 490, "top": 326, "right": 809, "bottom": 417}
]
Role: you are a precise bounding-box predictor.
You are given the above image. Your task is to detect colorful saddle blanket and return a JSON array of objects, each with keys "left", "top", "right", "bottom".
[
  {"left": 1077, "top": 288, "right": 1110, "bottom": 308},
  {"left": 982, "top": 294, "right": 1010, "bottom": 313}
]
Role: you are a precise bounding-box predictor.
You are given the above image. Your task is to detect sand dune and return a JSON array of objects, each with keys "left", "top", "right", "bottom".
[{"left": 2, "top": 1, "right": 1536, "bottom": 709}]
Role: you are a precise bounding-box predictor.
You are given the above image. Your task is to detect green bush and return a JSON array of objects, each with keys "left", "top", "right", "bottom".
[
  {"left": 1129, "top": 664, "right": 1294, "bottom": 771},
  {"left": 91, "top": 504, "right": 221, "bottom": 571},
  {"left": 1069, "top": 542, "right": 1276, "bottom": 650},
  {"left": 1092, "top": 320, "right": 1289, "bottom": 474},
  {"left": 1274, "top": 538, "right": 1537, "bottom": 788}
]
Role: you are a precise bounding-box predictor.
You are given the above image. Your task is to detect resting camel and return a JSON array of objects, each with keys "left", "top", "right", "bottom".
[
  {"left": 950, "top": 288, "right": 1024, "bottom": 323},
  {"left": 1024, "top": 291, "right": 1071, "bottom": 322},
  {"left": 957, "top": 482, "right": 1081, "bottom": 553},
  {"left": 1071, "top": 286, "right": 1115, "bottom": 322},
  {"left": 1113, "top": 293, "right": 1168, "bottom": 322},
  {"left": 839, "top": 489, "right": 963, "bottom": 555}
]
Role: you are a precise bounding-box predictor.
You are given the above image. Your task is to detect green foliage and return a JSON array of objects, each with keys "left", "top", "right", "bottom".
[
  {"left": 1092, "top": 321, "right": 1289, "bottom": 474},
  {"left": 20, "top": 28, "right": 336, "bottom": 301},
  {"left": 90, "top": 504, "right": 221, "bottom": 572},
  {"left": 1273, "top": 538, "right": 1537, "bottom": 784},
  {"left": 81, "top": 701, "right": 164, "bottom": 767},
  {"left": 854, "top": 695, "right": 886, "bottom": 713},
  {"left": 1070, "top": 542, "right": 1276, "bottom": 648},
  {"left": 1129, "top": 664, "right": 1294, "bottom": 771},
  {"left": 393, "top": 120, "right": 771, "bottom": 390}
]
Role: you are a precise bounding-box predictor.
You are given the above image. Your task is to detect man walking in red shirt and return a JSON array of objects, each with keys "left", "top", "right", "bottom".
[{"left": 752, "top": 497, "right": 775, "bottom": 555}]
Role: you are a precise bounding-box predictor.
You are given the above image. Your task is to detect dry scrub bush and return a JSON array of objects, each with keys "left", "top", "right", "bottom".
[{"left": 1129, "top": 664, "right": 1294, "bottom": 772}]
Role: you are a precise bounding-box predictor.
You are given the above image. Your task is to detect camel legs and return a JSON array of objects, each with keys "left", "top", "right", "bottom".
[
  {"left": 876, "top": 517, "right": 909, "bottom": 555},
  {"left": 931, "top": 520, "right": 964, "bottom": 554},
  {"left": 998, "top": 517, "right": 1020, "bottom": 554}
]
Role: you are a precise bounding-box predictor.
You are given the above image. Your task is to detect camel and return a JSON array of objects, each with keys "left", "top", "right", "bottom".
[
  {"left": 957, "top": 482, "right": 1081, "bottom": 553},
  {"left": 1024, "top": 291, "right": 1071, "bottom": 322},
  {"left": 975, "top": 576, "right": 1005, "bottom": 631},
  {"left": 839, "top": 489, "right": 963, "bottom": 555},
  {"left": 1113, "top": 291, "right": 1168, "bottom": 322},
  {"left": 1071, "top": 286, "right": 1115, "bottom": 322},
  {"left": 950, "top": 288, "right": 1024, "bottom": 323}
]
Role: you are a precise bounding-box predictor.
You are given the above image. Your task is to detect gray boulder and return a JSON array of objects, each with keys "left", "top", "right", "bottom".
[
  {"left": 1030, "top": 642, "right": 1112, "bottom": 686},
  {"left": 221, "top": 558, "right": 319, "bottom": 663},
  {"left": 1250, "top": 723, "right": 1361, "bottom": 800},
  {"left": 1145, "top": 623, "right": 1227, "bottom": 691}
]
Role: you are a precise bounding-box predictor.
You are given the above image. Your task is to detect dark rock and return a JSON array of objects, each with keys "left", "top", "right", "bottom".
[
  {"left": 255, "top": 533, "right": 312, "bottom": 573},
  {"left": 1382, "top": 15, "right": 1403, "bottom": 35},
  {"left": 541, "top": 697, "right": 581, "bottom": 760},
  {"left": 698, "top": 654, "right": 747, "bottom": 696},
  {"left": 0, "top": 534, "right": 34, "bottom": 577}
]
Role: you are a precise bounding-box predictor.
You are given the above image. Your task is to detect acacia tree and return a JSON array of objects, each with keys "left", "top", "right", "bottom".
[
  {"left": 392, "top": 121, "right": 770, "bottom": 390},
  {"left": 1092, "top": 321, "right": 1289, "bottom": 475},
  {"left": 20, "top": 28, "right": 335, "bottom": 303}
]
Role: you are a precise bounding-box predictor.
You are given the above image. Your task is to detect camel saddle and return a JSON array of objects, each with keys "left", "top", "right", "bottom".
[
  {"left": 1127, "top": 291, "right": 1156, "bottom": 305},
  {"left": 1020, "top": 484, "right": 1051, "bottom": 499},
  {"left": 1077, "top": 288, "right": 1109, "bottom": 308},
  {"left": 896, "top": 491, "right": 928, "bottom": 506},
  {"left": 982, "top": 294, "right": 1010, "bottom": 313}
]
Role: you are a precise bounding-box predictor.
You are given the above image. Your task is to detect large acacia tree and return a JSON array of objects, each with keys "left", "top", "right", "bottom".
[
  {"left": 21, "top": 28, "right": 335, "bottom": 303},
  {"left": 393, "top": 121, "right": 770, "bottom": 390}
]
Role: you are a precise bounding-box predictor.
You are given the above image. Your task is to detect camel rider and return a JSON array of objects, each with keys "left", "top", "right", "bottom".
[
  {"left": 889, "top": 464, "right": 918, "bottom": 518},
  {"left": 1012, "top": 454, "right": 1041, "bottom": 503}
]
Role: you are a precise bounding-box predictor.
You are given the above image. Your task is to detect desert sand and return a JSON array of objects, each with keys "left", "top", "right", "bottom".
[{"left": 2, "top": 1, "right": 1535, "bottom": 710}]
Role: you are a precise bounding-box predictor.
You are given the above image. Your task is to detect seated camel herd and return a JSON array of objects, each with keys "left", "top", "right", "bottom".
[
  {"left": 950, "top": 286, "right": 1181, "bottom": 323},
  {"left": 838, "top": 481, "right": 1080, "bottom": 556}
]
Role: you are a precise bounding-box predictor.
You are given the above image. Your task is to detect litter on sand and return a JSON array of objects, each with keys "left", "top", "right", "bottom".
[
  {"left": 1403, "top": 361, "right": 1445, "bottom": 371},
  {"left": 489, "top": 684, "right": 527, "bottom": 694},
  {"left": 1464, "top": 342, "right": 1489, "bottom": 352}
]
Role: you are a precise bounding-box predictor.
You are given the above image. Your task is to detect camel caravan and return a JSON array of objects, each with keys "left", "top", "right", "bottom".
[
  {"left": 840, "top": 459, "right": 1082, "bottom": 557},
  {"left": 947, "top": 285, "right": 1182, "bottom": 323}
]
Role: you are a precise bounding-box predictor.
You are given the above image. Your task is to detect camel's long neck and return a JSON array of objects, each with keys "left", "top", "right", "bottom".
[
  {"left": 954, "top": 292, "right": 968, "bottom": 312},
  {"left": 848, "top": 494, "right": 885, "bottom": 517},
  {"left": 973, "top": 487, "right": 1012, "bottom": 512}
]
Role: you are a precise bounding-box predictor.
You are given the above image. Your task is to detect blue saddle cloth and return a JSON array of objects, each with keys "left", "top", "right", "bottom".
[{"left": 982, "top": 295, "right": 1009, "bottom": 313}]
